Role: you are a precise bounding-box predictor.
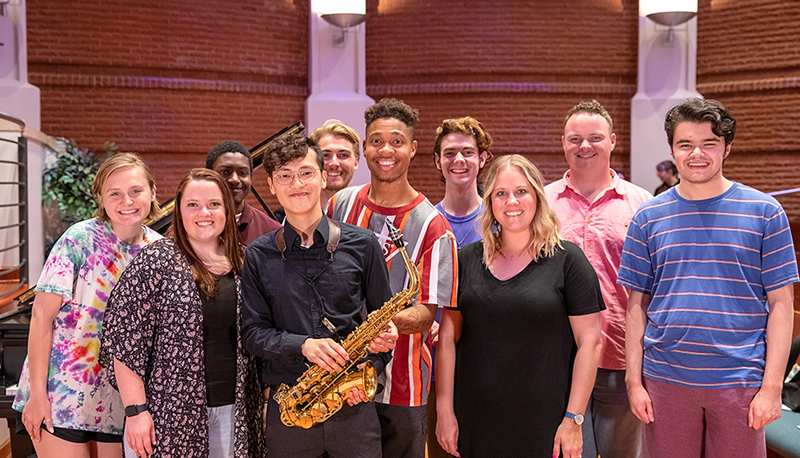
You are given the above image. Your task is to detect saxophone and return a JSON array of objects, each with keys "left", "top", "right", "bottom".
[{"left": 273, "top": 218, "right": 421, "bottom": 429}]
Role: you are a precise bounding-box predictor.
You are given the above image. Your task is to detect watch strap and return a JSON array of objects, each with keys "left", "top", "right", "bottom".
[
  {"left": 564, "top": 411, "right": 584, "bottom": 425},
  {"left": 125, "top": 403, "right": 148, "bottom": 417}
]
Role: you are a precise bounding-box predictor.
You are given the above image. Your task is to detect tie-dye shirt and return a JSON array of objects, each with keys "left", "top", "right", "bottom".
[{"left": 13, "top": 218, "right": 162, "bottom": 434}]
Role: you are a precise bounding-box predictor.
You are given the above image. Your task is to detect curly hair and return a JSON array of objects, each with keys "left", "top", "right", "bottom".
[
  {"left": 432, "top": 116, "right": 494, "bottom": 183},
  {"left": 563, "top": 100, "right": 613, "bottom": 134},
  {"left": 364, "top": 98, "right": 420, "bottom": 137},
  {"left": 664, "top": 98, "right": 736, "bottom": 147},
  {"left": 205, "top": 140, "right": 253, "bottom": 171},
  {"left": 262, "top": 132, "right": 323, "bottom": 176}
]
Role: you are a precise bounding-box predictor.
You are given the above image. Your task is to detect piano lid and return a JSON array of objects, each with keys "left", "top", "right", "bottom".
[{"left": 145, "top": 121, "right": 304, "bottom": 234}]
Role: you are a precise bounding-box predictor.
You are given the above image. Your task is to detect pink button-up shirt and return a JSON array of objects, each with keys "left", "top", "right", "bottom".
[{"left": 545, "top": 170, "right": 653, "bottom": 370}]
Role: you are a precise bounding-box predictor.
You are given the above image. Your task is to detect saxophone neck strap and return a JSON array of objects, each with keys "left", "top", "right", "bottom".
[{"left": 275, "top": 217, "right": 341, "bottom": 262}]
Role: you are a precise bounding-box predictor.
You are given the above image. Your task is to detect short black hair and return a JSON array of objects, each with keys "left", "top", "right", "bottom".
[
  {"left": 656, "top": 160, "right": 678, "bottom": 175},
  {"left": 263, "top": 132, "right": 323, "bottom": 176},
  {"left": 364, "top": 98, "right": 420, "bottom": 138},
  {"left": 665, "top": 98, "right": 736, "bottom": 147},
  {"left": 206, "top": 140, "right": 253, "bottom": 171}
]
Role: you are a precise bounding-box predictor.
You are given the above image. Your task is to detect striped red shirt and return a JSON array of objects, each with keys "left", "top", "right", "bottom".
[{"left": 327, "top": 184, "right": 458, "bottom": 406}]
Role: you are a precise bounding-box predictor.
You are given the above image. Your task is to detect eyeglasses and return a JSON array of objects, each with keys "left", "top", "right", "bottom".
[{"left": 273, "top": 167, "right": 319, "bottom": 186}]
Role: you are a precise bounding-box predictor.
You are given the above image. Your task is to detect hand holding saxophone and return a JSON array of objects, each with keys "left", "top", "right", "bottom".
[
  {"left": 368, "top": 321, "right": 399, "bottom": 354},
  {"left": 301, "top": 338, "right": 351, "bottom": 372},
  {"left": 345, "top": 370, "right": 374, "bottom": 406}
]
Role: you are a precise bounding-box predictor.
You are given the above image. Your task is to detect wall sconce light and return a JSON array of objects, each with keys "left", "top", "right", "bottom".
[
  {"left": 641, "top": 0, "right": 697, "bottom": 42},
  {"left": 319, "top": 0, "right": 367, "bottom": 47}
]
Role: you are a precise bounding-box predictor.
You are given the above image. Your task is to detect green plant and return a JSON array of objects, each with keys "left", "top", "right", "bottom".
[{"left": 42, "top": 138, "right": 118, "bottom": 224}]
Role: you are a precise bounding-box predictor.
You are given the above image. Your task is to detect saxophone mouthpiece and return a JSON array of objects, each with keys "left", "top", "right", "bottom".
[{"left": 385, "top": 217, "right": 405, "bottom": 249}]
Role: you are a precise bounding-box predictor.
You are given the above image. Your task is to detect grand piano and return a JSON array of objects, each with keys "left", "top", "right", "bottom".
[{"left": 0, "top": 122, "right": 302, "bottom": 457}]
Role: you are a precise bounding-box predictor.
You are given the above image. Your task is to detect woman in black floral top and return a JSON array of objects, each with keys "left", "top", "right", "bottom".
[{"left": 100, "top": 169, "right": 265, "bottom": 458}]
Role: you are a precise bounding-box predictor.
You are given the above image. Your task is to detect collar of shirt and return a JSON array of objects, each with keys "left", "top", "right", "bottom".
[
  {"left": 282, "top": 215, "right": 330, "bottom": 251},
  {"left": 556, "top": 169, "right": 629, "bottom": 201},
  {"left": 238, "top": 201, "right": 254, "bottom": 232}
]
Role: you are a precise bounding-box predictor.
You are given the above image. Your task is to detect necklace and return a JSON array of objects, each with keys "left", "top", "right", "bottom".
[{"left": 502, "top": 246, "right": 530, "bottom": 261}]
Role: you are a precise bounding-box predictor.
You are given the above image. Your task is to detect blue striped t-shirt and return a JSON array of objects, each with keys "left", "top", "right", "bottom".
[{"left": 617, "top": 182, "right": 799, "bottom": 388}]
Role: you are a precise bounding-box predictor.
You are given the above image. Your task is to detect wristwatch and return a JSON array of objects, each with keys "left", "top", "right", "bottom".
[
  {"left": 125, "top": 403, "right": 148, "bottom": 417},
  {"left": 564, "top": 411, "right": 585, "bottom": 425}
]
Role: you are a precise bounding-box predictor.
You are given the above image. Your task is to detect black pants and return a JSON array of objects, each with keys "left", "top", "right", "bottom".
[
  {"left": 265, "top": 397, "right": 381, "bottom": 458},
  {"left": 376, "top": 402, "right": 428, "bottom": 458}
]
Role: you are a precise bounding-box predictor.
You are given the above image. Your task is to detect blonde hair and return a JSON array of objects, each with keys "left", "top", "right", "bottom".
[
  {"left": 309, "top": 119, "right": 361, "bottom": 160},
  {"left": 92, "top": 152, "right": 161, "bottom": 222},
  {"left": 479, "top": 154, "right": 562, "bottom": 266}
]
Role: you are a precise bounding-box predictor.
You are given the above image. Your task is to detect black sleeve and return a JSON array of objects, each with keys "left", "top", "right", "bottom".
[
  {"left": 99, "top": 241, "right": 163, "bottom": 389},
  {"left": 454, "top": 242, "right": 481, "bottom": 311},
  {"left": 561, "top": 241, "right": 606, "bottom": 316},
  {"left": 241, "top": 240, "right": 307, "bottom": 363}
]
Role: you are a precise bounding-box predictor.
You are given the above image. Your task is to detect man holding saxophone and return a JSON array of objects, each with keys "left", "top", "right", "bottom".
[{"left": 241, "top": 132, "right": 398, "bottom": 457}]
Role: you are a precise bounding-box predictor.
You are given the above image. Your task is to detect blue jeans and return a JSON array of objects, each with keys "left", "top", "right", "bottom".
[
  {"left": 207, "top": 404, "right": 235, "bottom": 458},
  {"left": 582, "top": 368, "right": 642, "bottom": 458}
]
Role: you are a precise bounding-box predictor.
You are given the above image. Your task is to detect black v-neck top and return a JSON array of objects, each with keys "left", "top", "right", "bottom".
[{"left": 201, "top": 270, "right": 237, "bottom": 407}]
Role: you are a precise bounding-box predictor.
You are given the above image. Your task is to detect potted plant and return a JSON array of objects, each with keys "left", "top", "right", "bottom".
[{"left": 42, "top": 138, "right": 117, "bottom": 256}]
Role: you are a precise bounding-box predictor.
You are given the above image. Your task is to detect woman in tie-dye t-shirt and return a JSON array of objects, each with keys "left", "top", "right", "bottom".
[{"left": 13, "top": 153, "right": 162, "bottom": 458}]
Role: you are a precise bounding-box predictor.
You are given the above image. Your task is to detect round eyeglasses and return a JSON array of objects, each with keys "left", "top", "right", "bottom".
[{"left": 273, "top": 167, "right": 319, "bottom": 186}]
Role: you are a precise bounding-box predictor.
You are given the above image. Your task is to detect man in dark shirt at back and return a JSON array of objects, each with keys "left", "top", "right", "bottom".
[
  {"left": 206, "top": 140, "right": 281, "bottom": 244},
  {"left": 241, "top": 132, "right": 398, "bottom": 458}
]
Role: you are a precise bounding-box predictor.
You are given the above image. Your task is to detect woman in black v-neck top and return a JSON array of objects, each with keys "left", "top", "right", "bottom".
[{"left": 435, "top": 155, "right": 605, "bottom": 458}]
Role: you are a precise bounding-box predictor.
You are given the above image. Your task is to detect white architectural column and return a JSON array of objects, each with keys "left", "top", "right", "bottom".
[
  {"left": 0, "top": 0, "right": 44, "bottom": 284},
  {"left": 630, "top": 5, "right": 701, "bottom": 192},
  {"left": 306, "top": 0, "right": 374, "bottom": 186}
]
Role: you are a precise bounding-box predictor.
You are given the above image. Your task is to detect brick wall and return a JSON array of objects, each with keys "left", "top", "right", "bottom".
[
  {"left": 26, "top": 0, "right": 800, "bottom": 222},
  {"left": 696, "top": 0, "right": 800, "bottom": 221},
  {"left": 27, "top": 0, "right": 309, "bottom": 212},
  {"left": 365, "top": 0, "right": 640, "bottom": 205}
]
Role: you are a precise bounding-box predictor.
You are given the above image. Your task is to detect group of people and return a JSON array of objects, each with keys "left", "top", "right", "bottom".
[{"left": 10, "top": 95, "right": 797, "bottom": 458}]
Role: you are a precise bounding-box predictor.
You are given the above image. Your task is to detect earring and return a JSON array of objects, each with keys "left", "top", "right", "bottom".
[{"left": 492, "top": 219, "right": 501, "bottom": 234}]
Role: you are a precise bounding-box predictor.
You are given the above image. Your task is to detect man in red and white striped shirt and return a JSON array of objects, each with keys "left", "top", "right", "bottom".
[{"left": 327, "top": 98, "right": 458, "bottom": 458}]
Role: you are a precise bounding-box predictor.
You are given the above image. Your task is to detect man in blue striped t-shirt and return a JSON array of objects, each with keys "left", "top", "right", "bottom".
[{"left": 618, "top": 98, "right": 799, "bottom": 458}]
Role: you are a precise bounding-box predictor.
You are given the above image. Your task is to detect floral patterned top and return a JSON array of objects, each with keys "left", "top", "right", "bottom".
[
  {"left": 99, "top": 238, "right": 265, "bottom": 458},
  {"left": 13, "top": 218, "right": 162, "bottom": 434}
]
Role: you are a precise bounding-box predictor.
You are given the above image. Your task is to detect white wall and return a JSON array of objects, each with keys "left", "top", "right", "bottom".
[
  {"left": 306, "top": 0, "right": 374, "bottom": 187},
  {"left": 630, "top": 11, "right": 701, "bottom": 193},
  {"left": 0, "top": 0, "right": 44, "bottom": 284}
]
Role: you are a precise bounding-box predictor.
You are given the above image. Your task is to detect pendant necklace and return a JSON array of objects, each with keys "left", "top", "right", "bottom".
[{"left": 503, "top": 246, "right": 529, "bottom": 261}]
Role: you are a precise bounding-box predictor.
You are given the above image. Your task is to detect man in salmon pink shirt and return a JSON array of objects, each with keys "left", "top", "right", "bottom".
[{"left": 544, "top": 100, "right": 652, "bottom": 458}]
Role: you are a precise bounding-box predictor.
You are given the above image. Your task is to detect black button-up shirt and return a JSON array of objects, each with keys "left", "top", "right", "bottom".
[{"left": 242, "top": 216, "right": 393, "bottom": 386}]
